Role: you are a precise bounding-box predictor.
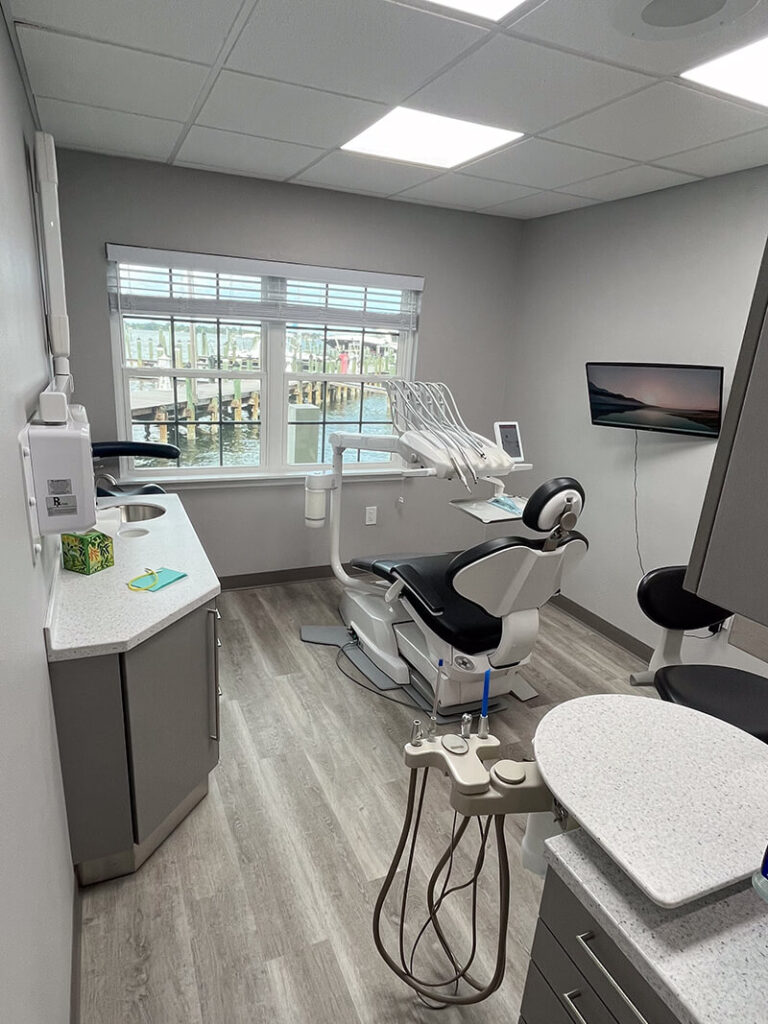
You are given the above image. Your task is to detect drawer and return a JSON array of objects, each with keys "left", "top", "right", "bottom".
[
  {"left": 541, "top": 870, "right": 679, "bottom": 1024},
  {"left": 520, "top": 963, "right": 576, "bottom": 1024},
  {"left": 531, "top": 920, "right": 619, "bottom": 1024}
]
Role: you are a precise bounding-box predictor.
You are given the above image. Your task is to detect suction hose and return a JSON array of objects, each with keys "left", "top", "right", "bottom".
[{"left": 372, "top": 768, "right": 511, "bottom": 1006}]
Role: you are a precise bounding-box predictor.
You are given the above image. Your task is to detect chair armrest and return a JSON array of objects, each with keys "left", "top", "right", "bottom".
[
  {"left": 92, "top": 441, "right": 180, "bottom": 461},
  {"left": 392, "top": 564, "right": 444, "bottom": 615}
]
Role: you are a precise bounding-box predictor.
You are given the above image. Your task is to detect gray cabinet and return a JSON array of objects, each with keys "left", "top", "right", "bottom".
[
  {"left": 520, "top": 869, "right": 681, "bottom": 1024},
  {"left": 49, "top": 600, "right": 219, "bottom": 884}
]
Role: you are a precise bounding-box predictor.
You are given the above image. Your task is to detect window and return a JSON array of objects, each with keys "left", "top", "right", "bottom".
[{"left": 107, "top": 246, "right": 422, "bottom": 477}]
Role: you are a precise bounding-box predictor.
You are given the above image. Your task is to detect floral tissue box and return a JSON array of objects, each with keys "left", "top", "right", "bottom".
[{"left": 61, "top": 530, "right": 115, "bottom": 575}]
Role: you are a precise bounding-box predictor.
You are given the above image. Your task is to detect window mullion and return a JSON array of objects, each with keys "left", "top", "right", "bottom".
[{"left": 263, "top": 276, "right": 287, "bottom": 471}]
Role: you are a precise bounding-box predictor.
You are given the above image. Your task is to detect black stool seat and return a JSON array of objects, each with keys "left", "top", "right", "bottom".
[{"left": 655, "top": 664, "right": 768, "bottom": 743}]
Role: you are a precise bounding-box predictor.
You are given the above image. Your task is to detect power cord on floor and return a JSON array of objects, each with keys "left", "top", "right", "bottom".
[
  {"left": 335, "top": 639, "right": 415, "bottom": 709},
  {"left": 633, "top": 430, "right": 647, "bottom": 578}
]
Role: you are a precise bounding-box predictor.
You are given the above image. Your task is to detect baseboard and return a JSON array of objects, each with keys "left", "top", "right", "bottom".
[
  {"left": 70, "top": 875, "right": 81, "bottom": 1024},
  {"left": 552, "top": 594, "right": 652, "bottom": 661},
  {"left": 219, "top": 563, "right": 362, "bottom": 591}
]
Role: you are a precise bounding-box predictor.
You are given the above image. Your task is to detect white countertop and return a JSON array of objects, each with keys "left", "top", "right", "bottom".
[
  {"left": 534, "top": 693, "right": 768, "bottom": 907},
  {"left": 45, "top": 494, "right": 220, "bottom": 662},
  {"left": 545, "top": 830, "right": 768, "bottom": 1024}
]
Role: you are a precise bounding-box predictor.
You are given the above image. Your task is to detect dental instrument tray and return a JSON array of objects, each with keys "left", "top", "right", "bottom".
[{"left": 450, "top": 493, "right": 528, "bottom": 523}]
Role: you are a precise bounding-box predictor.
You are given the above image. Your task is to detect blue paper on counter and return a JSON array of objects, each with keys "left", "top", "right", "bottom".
[
  {"left": 131, "top": 567, "right": 187, "bottom": 591},
  {"left": 149, "top": 567, "right": 187, "bottom": 590}
]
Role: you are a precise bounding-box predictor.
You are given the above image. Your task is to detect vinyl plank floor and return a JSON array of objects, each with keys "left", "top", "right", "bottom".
[{"left": 79, "top": 579, "right": 654, "bottom": 1024}]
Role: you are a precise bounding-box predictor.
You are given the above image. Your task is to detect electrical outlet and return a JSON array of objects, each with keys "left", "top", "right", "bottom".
[{"left": 365, "top": 505, "right": 378, "bottom": 526}]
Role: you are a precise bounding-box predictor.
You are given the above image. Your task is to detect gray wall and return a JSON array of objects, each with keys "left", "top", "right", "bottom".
[
  {"left": 57, "top": 150, "right": 525, "bottom": 577},
  {"left": 0, "top": 21, "right": 75, "bottom": 1023},
  {"left": 509, "top": 166, "right": 768, "bottom": 665}
]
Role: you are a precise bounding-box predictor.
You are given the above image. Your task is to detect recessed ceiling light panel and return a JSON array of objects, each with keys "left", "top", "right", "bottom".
[
  {"left": 342, "top": 108, "right": 523, "bottom": 168},
  {"left": 423, "top": 1, "right": 529, "bottom": 21},
  {"left": 682, "top": 34, "right": 768, "bottom": 108}
]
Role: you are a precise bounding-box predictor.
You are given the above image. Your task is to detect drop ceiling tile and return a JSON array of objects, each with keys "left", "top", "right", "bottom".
[
  {"left": 485, "top": 191, "right": 598, "bottom": 219},
  {"left": 408, "top": 34, "right": 652, "bottom": 134},
  {"left": 396, "top": 173, "right": 536, "bottom": 208},
  {"left": 17, "top": 25, "right": 206, "bottom": 121},
  {"left": 545, "top": 82, "right": 768, "bottom": 161},
  {"left": 175, "top": 127, "right": 323, "bottom": 179},
  {"left": 565, "top": 164, "right": 700, "bottom": 201},
  {"left": 226, "top": 0, "right": 485, "bottom": 102},
  {"left": 660, "top": 128, "right": 768, "bottom": 177},
  {"left": 36, "top": 97, "right": 181, "bottom": 159},
  {"left": 198, "top": 71, "right": 385, "bottom": 149},
  {"left": 10, "top": 0, "right": 242, "bottom": 62},
  {"left": 295, "top": 152, "right": 435, "bottom": 195},
  {"left": 510, "top": 0, "right": 768, "bottom": 76},
  {"left": 463, "top": 137, "right": 634, "bottom": 189}
]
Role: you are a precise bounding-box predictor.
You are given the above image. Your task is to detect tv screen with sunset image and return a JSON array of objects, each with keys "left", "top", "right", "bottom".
[{"left": 586, "top": 363, "right": 723, "bottom": 438}]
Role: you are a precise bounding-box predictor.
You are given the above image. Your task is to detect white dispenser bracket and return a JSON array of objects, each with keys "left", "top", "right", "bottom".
[{"left": 19, "top": 404, "right": 97, "bottom": 562}]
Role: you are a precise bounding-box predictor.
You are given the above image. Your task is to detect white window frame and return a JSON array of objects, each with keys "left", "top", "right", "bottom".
[{"left": 106, "top": 246, "right": 422, "bottom": 482}]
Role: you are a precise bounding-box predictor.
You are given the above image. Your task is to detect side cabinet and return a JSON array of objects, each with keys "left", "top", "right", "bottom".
[
  {"left": 122, "top": 603, "right": 219, "bottom": 843},
  {"left": 520, "top": 869, "right": 681, "bottom": 1024},
  {"left": 49, "top": 600, "right": 220, "bottom": 884}
]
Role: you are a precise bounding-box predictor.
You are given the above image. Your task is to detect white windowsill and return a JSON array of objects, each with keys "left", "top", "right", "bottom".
[{"left": 119, "top": 466, "right": 410, "bottom": 490}]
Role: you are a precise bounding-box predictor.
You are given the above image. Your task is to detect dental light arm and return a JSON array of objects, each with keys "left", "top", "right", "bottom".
[
  {"left": 35, "top": 132, "right": 73, "bottom": 424},
  {"left": 303, "top": 381, "right": 517, "bottom": 536}
]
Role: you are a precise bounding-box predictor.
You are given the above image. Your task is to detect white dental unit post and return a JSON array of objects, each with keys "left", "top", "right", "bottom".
[{"left": 19, "top": 133, "right": 96, "bottom": 557}]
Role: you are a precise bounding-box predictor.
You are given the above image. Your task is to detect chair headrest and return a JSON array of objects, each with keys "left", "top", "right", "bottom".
[{"left": 523, "top": 477, "right": 585, "bottom": 533}]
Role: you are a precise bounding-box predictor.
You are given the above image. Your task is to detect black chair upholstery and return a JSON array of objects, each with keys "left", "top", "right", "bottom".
[
  {"left": 637, "top": 566, "right": 730, "bottom": 631},
  {"left": 352, "top": 531, "right": 588, "bottom": 656},
  {"left": 95, "top": 482, "right": 168, "bottom": 498},
  {"left": 655, "top": 664, "right": 768, "bottom": 744},
  {"left": 352, "top": 552, "right": 501, "bottom": 654},
  {"left": 92, "top": 441, "right": 180, "bottom": 498}
]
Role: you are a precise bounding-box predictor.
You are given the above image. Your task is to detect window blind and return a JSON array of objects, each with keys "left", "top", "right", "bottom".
[{"left": 106, "top": 245, "right": 423, "bottom": 331}]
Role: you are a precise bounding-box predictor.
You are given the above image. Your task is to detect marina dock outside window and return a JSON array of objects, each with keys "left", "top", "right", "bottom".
[{"left": 106, "top": 245, "right": 422, "bottom": 477}]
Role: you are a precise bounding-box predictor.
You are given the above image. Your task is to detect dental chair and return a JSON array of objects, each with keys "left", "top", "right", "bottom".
[
  {"left": 348, "top": 477, "right": 588, "bottom": 710},
  {"left": 633, "top": 565, "right": 768, "bottom": 743},
  {"left": 92, "top": 440, "right": 180, "bottom": 497}
]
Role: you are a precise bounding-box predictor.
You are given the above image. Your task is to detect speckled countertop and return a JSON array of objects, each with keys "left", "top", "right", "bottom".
[
  {"left": 45, "top": 494, "right": 220, "bottom": 661},
  {"left": 545, "top": 829, "right": 768, "bottom": 1024},
  {"left": 534, "top": 694, "right": 768, "bottom": 907}
]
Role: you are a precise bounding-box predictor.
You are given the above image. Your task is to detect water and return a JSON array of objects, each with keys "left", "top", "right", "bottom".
[{"left": 133, "top": 389, "right": 392, "bottom": 469}]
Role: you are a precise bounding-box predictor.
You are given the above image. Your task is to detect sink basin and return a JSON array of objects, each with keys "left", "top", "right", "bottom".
[{"left": 114, "top": 503, "right": 166, "bottom": 522}]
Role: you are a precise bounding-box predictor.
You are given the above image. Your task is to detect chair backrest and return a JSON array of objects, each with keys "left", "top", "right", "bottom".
[
  {"left": 637, "top": 565, "right": 730, "bottom": 631},
  {"left": 447, "top": 533, "right": 588, "bottom": 618}
]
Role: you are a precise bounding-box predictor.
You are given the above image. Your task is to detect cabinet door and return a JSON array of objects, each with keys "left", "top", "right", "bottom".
[{"left": 122, "top": 601, "right": 219, "bottom": 843}]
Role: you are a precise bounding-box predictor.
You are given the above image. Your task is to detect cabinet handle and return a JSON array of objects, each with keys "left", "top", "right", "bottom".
[
  {"left": 207, "top": 606, "right": 220, "bottom": 742},
  {"left": 576, "top": 932, "right": 650, "bottom": 1024},
  {"left": 562, "top": 990, "right": 590, "bottom": 1024}
]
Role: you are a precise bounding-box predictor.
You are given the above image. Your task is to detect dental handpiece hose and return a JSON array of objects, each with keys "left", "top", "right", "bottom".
[
  {"left": 478, "top": 669, "right": 490, "bottom": 739},
  {"left": 428, "top": 659, "right": 443, "bottom": 740}
]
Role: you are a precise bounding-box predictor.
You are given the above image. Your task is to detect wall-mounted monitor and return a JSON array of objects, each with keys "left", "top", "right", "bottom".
[{"left": 586, "top": 362, "right": 723, "bottom": 438}]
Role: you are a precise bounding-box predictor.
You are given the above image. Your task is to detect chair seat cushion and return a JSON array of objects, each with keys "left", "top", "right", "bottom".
[
  {"left": 351, "top": 552, "right": 502, "bottom": 655},
  {"left": 655, "top": 664, "right": 768, "bottom": 743}
]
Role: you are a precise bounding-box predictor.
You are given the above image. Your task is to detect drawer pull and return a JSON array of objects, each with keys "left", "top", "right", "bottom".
[
  {"left": 576, "top": 932, "right": 650, "bottom": 1024},
  {"left": 562, "top": 990, "right": 590, "bottom": 1024}
]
